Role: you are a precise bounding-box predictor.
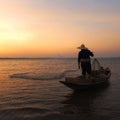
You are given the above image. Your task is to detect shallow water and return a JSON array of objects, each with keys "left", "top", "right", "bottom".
[{"left": 0, "top": 58, "right": 120, "bottom": 120}]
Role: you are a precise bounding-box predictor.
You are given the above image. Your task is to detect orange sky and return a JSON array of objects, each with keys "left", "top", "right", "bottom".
[{"left": 0, "top": 0, "right": 120, "bottom": 58}]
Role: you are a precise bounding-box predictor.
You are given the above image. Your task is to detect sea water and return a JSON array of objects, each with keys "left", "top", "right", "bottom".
[{"left": 0, "top": 58, "right": 120, "bottom": 120}]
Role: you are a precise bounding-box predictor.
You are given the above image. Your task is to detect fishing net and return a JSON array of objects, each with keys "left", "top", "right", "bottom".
[
  {"left": 91, "top": 58, "right": 111, "bottom": 77},
  {"left": 92, "top": 58, "right": 102, "bottom": 71}
]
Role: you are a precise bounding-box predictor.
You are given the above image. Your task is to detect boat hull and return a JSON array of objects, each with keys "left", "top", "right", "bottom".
[
  {"left": 60, "top": 80, "right": 110, "bottom": 91},
  {"left": 60, "top": 71, "right": 111, "bottom": 90}
]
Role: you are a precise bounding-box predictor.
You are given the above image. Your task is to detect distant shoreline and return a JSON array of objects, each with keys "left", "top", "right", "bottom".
[
  {"left": 0, "top": 57, "right": 77, "bottom": 60},
  {"left": 0, "top": 57, "right": 119, "bottom": 60}
]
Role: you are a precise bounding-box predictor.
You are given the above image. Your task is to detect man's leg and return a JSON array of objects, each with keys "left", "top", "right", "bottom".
[
  {"left": 86, "top": 62, "right": 92, "bottom": 79},
  {"left": 81, "top": 62, "right": 86, "bottom": 78}
]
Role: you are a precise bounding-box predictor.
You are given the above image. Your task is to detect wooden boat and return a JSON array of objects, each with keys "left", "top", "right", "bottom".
[{"left": 60, "top": 67, "right": 111, "bottom": 91}]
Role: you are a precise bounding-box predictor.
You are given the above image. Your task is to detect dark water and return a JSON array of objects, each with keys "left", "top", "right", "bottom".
[{"left": 0, "top": 58, "right": 120, "bottom": 120}]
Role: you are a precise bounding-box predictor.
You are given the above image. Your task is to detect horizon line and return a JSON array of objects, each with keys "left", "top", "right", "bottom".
[{"left": 0, "top": 56, "right": 120, "bottom": 59}]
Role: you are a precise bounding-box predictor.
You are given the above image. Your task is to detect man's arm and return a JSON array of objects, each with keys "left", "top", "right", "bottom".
[{"left": 88, "top": 50, "right": 94, "bottom": 57}]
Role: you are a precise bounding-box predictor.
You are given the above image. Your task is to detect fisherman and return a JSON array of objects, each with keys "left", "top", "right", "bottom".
[{"left": 78, "top": 44, "right": 94, "bottom": 79}]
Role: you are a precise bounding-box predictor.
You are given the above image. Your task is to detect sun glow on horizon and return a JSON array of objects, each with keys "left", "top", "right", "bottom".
[{"left": 0, "top": 0, "right": 120, "bottom": 57}]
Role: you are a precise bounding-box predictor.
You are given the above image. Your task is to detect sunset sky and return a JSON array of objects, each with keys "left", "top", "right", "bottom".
[{"left": 0, "top": 0, "right": 120, "bottom": 58}]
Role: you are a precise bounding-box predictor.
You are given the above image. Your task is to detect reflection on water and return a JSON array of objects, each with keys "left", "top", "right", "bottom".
[{"left": 60, "top": 85, "right": 115, "bottom": 120}]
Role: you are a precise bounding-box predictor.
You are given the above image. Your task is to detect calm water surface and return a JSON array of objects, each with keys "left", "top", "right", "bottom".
[{"left": 0, "top": 58, "right": 120, "bottom": 120}]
